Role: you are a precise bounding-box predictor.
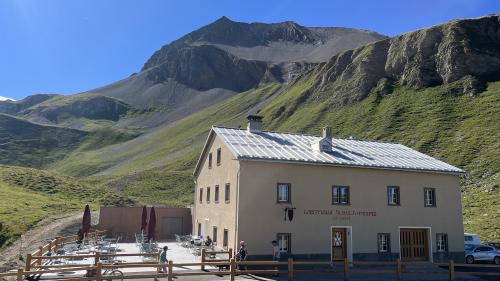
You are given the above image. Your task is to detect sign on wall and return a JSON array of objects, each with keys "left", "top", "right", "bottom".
[{"left": 303, "top": 209, "right": 377, "bottom": 221}]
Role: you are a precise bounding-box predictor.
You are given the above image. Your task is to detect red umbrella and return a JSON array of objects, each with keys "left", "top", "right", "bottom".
[
  {"left": 141, "top": 206, "right": 148, "bottom": 232},
  {"left": 82, "top": 204, "right": 91, "bottom": 235},
  {"left": 147, "top": 206, "right": 156, "bottom": 242}
]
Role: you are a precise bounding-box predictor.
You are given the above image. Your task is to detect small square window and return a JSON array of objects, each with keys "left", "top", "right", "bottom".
[
  {"left": 277, "top": 183, "right": 291, "bottom": 203},
  {"left": 424, "top": 188, "right": 436, "bottom": 207},
  {"left": 199, "top": 188, "right": 203, "bottom": 203},
  {"left": 277, "top": 233, "right": 291, "bottom": 254},
  {"left": 216, "top": 148, "right": 221, "bottom": 166},
  {"left": 377, "top": 233, "right": 391, "bottom": 253},
  {"left": 387, "top": 186, "right": 400, "bottom": 206},
  {"left": 215, "top": 185, "right": 220, "bottom": 203},
  {"left": 208, "top": 153, "right": 213, "bottom": 169},
  {"left": 436, "top": 233, "right": 448, "bottom": 252},
  {"left": 332, "top": 186, "right": 350, "bottom": 205},
  {"left": 206, "top": 187, "right": 211, "bottom": 203},
  {"left": 225, "top": 183, "right": 230, "bottom": 203}
]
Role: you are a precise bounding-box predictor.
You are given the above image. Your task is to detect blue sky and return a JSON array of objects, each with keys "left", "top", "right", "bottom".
[{"left": 1, "top": 0, "right": 499, "bottom": 100}]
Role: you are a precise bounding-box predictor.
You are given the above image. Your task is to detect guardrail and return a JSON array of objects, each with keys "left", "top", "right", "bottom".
[{"left": 2, "top": 257, "right": 499, "bottom": 281}]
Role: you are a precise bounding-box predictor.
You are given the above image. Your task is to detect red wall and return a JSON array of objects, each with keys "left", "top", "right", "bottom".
[{"left": 98, "top": 207, "right": 192, "bottom": 241}]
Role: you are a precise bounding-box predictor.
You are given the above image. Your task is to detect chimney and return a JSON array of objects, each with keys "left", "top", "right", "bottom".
[
  {"left": 323, "top": 126, "right": 332, "bottom": 139},
  {"left": 312, "top": 126, "right": 332, "bottom": 152},
  {"left": 247, "top": 115, "right": 263, "bottom": 133}
]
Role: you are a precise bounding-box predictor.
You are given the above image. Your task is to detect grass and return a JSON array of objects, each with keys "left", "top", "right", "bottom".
[{"left": 0, "top": 165, "right": 136, "bottom": 248}]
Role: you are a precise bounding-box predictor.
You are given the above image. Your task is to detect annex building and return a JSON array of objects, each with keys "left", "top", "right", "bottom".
[{"left": 192, "top": 116, "right": 465, "bottom": 262}]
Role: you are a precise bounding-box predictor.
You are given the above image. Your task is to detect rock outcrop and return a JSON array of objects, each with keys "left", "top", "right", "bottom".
[{"left": 313, "top": 14, "right": 500, "bottom": 104}]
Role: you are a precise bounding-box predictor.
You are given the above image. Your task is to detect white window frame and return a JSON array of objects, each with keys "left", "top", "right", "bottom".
[
  {"left": 387, "top": 186, "right": 400, "bottom": 206},
  {"left": 436, "top": 233, "right": 448, "bottom": 252},
  {"left": 277, "top": 233, "right": 291, "bottom": 253},
  {"left": 277, "top": 183, "right": 291, "bottom": 203},
  {"left": 424, "top": 188, "right": 436, "bottom": 207},
  {"left": 378, "top": 233, "right": 390, "bottom": 253},
  {"left": 332, "top": 186, "right": 350, "bottom": 205}
]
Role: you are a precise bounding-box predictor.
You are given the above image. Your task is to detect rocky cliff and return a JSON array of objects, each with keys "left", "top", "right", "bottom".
[{"left": 311, "top": 14, "right": 500, "bottom": 105}]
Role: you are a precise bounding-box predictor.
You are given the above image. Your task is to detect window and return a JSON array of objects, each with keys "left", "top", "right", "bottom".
[
  {"left": 332, "top": 186, "right": 350, "bottom": 205},
  {"left": 215, "top": 185, "right": 220, "bottom": 203},
  {"left": 377, "top": 233, "right": 391, "bottom": 253},
  {"left": 424, "top": 188, "right": 436, "bottom": 207},
  {"left": 436, "top": 233, "right": 448, "bottom": 252},
  {"left": 206, "top": 187, "right": 211, "bottom": 203},
  {"left": 199, "top": 188, "right": 203, "bottom": 203},
  {"left": 197, "top": 223, "right": 201, "bottom": 236},
  {"left": 225, "top": 183, "right": 230, "bottom": 202},
  {"left": 277, "top": 233, "right": 291, "bottom": 253},
  {"left": 277, "top": 183, "right": 291, "bottom": 203},
  {"left": 213, "top": 227, "right": 218, "bottom": 244},
  {"left": 223, "top": 229, "right": 229, "bottom": 249},
  {"left": 216, "top": 148, "right": 221, "bottom": 166},
  {"left": 387, "top": 186, "right": 400, "bottom": 206},
  {"left": 208, "top": 153, "right": 212, "bottom": 169}
]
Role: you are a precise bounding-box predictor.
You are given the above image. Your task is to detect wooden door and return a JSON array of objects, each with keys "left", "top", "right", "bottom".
[
  {"left": 332, "top": 228, "right": 347, "bottom": 260},
  {"left": 400, "top": 228, "right": 429, "bottom": 261}
]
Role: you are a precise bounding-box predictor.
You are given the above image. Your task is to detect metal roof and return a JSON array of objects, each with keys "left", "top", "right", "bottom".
[{"left": 209, "top": 127, "right": 464, "bottom": 175}]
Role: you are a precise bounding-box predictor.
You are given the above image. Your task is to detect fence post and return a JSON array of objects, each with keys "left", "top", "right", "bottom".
[
  {"left": 448, "top": 260, "right": 455, "bottom": 281},
  {"left": 343, "top": 258, "right": 349, "bottom": 281},
  {"left": 168, "top": 260, "right": 173, "bottom": 281},
  {"left": 96, "top": 262, "right": 102, "bottom": 281},
  {"left": 16, "top": 268, "right": 24, "bottom": 281},
  {"left": 38, "top": 246, "right": 43, "bottom": 266},
  {"left": 94, "top": 251, "right": 100, "bottom": 266},
  {"left": 48, "top": 240, "right": 52, "bottom": 253},
  {"left": 230, "top": 258, "right": 236, "bottom": 281},
  {"left": 229, "top": 248, "right": 233, "bottom": 259},
  {"left": 288, "top": 257, "right": 294, "bottom": 281},
  {"left": 396, "top": 258, "right": 401, "bottom": 281},
  {"left": 201, "top": 248, "right": 206, "bottom": 270},
  {"left": 25, "top": 254, "right": 32, "bottom": 272}
]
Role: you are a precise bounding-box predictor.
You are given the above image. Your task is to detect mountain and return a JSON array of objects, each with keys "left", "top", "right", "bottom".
[
  {"left": 84, "top": 17, "right": 386, "bottom": 127},
  {"left": 0, "top": 96, "right": 15, "bottom": 102},
  {"left": 0, "top": 15, "right": 499, "bottom": 244}
]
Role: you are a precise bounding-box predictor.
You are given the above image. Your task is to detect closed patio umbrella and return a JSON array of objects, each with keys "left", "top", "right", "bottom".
[
  {"left": 82, "top": 204, "right": 91, "bottom": 235},
  {"left": 141, "top": 206, "right": 148, "bottom": 232},
  {"left": 147, "top": 206, "right": 156, "bottom": 242}
]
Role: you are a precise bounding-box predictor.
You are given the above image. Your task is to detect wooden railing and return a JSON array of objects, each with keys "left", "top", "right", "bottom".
[
  {"left": 2, "top": 257, "right": 499, "bottom": 281},
  {"left": 24, "top": 230, "right": 108, "bottom": 272}
]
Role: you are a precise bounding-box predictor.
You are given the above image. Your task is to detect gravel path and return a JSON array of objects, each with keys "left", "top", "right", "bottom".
[{"left": 0, "top": 212, "right": 98, "bottom": 271}]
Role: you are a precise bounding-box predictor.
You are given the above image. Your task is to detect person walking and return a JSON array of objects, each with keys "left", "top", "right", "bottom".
[
  {"left": 159, "top": 246, "right": 169, "bottom": 273},
  {"left": 272, "top": 240, "right": 280, "bottom": 276}
]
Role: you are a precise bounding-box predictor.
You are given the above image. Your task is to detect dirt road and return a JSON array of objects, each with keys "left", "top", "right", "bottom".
[{"left": 0, "top": 212, "right": 96, "bottom": 271}]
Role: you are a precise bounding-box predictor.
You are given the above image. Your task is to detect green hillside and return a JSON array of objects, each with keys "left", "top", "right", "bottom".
[
  {"left": 0, "top": 165, "right": 134, "bottom": 248},
  {"left": 43, "top": 79, "right": 499, "bottom": 240}
]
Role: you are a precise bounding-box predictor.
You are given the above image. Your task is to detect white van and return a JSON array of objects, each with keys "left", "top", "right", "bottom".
[{"left": 464, "top": 233, "right": 481, "bottom": 245}]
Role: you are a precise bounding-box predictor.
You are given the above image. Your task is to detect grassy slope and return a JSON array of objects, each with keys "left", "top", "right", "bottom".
[
  {"left": 0, "top": 165, "right": 135, "bottom": 248},
  {"left": 52, "top": 84, "right": 282, "bottom": 206},
  {"left": 259, "top": 77, "right": 500, "bottom": 241}
]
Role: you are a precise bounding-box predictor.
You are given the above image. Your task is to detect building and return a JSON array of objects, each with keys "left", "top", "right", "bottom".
[
  {"left": 192, "top": 116, "right": 465, "bottom": 262},
  {"left": 99, "top": 207, "right": 191, "bottom": 241}
]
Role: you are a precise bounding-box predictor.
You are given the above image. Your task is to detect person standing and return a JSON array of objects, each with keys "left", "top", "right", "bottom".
[
  {"left": 236, "top": 241, "right": 247, "bottom": 270},
  {"left": 272, "top": 240, "right": 280, "bottom": 276}
]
